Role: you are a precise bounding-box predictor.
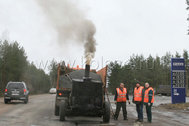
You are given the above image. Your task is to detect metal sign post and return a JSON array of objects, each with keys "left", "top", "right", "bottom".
[{"left": 171, "top": 58, "right": 186, "bottom": 104}]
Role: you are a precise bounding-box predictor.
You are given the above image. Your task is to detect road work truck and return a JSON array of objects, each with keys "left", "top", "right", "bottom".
[{"left": 54, "top": 63, "right": 110, "bottom": 123}]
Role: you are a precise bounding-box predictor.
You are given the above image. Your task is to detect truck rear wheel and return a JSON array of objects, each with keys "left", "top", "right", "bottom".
[
  {"left": 55, "top": 104, "right": 59, "bottom": 116},
  {"left": 24, "top": 98, "right": 28, "bottom": 104},
  {"left": 4, "top": 99, "right": 9, "bottom": 104},
  {"left": 59, "top": 101, "right": 67, "bottom": 121},
  {"left": 103, "top": 101, "right": 110, "bottom": 123}
]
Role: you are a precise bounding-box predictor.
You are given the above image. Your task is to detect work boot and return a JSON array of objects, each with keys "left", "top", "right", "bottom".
[
  {"left": 138, "top": 119, "right": 143, "bottom": 122},
  {"left": 114, "top": 116, "right": 118, "bottom": 120},
  {"left": 147, "top": 121, "right": 152, "bottom": 123},
  {"left": 135, "top": 119, "right": 139, "bottom": 122},
  {"left": 124, "top": 117, "right": 128, "bottom": 120}
]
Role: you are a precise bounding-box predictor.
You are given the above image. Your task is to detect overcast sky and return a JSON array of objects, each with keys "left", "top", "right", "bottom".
[{"left": 0, "top": 0, "right": 188, "bottom": 70}]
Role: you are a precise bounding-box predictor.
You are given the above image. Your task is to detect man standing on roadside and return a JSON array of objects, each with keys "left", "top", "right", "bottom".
[
  {"left": 114, "top": 83, "right": 130, "bottom": 120},
  {"left": 144, "top": 82, "right": 154, "bottom": 123},
  {"left": 133, "top": 82, "right": 144, "bottom": 122}
]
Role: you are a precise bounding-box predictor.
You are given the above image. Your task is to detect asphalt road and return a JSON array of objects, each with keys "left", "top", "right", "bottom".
[{"left": 0, "top": 94, "right": 189, "bottom": 126}]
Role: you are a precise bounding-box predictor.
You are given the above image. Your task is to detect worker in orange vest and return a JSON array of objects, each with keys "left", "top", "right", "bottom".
[
  {"left": 144, "top": 82, "right": 154, "bottom": 123},
  {"left": 114, "top": 83, "right": 130, "bottom": 120},
  {"left": 133, "top": 82, "right": 144, "bottom": 122}
]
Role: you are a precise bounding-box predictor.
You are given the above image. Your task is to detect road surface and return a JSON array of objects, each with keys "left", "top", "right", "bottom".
[{"left": 0, "top": 94, "right": 189, "bottom": 126}]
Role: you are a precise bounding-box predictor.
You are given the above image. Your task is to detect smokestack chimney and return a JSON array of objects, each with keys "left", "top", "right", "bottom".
[{"left": 85, "top": 64, "right": 90, "bottom": 78}]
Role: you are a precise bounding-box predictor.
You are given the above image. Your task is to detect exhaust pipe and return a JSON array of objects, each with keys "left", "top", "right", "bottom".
[{"left": 85, "top": 64, "right": 90, "bottom": 78}]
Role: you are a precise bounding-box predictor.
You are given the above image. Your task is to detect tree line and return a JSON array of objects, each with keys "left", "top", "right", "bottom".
[
  {"left": 107, "top": 51, "right": 189, "bottom": 94},
  {"left": 0, "top": 40, "right": 51, "bottom": 96},
  {"left": 1, "top": 39, "right": 188, "bottom": 96}
]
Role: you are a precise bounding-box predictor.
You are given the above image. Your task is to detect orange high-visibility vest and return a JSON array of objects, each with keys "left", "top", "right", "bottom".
[
  {"left": 134, "top": 86, "right": 144, "bottom": 102},
  {"left": 144, "top": 87, "right": 154, "bottom": 103},
  {"left": 116, "top": 88, "right": 127, "bottom": 102}
]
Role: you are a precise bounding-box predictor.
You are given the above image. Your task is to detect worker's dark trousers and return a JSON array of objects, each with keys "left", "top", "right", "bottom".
[
  {"left": 145, "top": 104, "right": 152, "bottom": 122},
  {"left": 136, "top": 102, "right": 143, "bottom": 120},
  {"left": 114, "top": 102, "right": 127, "bottom": 119}
]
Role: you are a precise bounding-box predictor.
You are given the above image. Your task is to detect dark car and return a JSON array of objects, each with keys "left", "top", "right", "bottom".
[{"left": 4, "top": 82, "right": 29, "bottom": 104}]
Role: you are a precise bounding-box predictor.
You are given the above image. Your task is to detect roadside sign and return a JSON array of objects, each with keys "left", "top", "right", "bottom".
[{"left": 171, "top": 58, "right": 186, "bottom": 104}]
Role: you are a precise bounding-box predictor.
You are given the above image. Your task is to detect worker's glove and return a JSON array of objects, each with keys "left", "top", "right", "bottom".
[
  {"left": 148, "top": 103, "right": 151, "bottom": 106},
  {"left": 128, "top": 100, "right": 131, "bottom": 104}
]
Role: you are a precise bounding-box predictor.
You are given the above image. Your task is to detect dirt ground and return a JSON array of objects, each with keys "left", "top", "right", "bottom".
[{"left": 0, "top": 94, "right": 188, "bottom": 126}]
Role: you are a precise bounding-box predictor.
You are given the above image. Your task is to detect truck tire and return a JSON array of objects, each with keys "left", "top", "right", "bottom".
[
  {"left": 59, "top": 101, "right": 67, "bottom": 121},
  {"left": 55, "top": 104, "right": 59, "bottom": 116},
  {"left": 4, "top": 99, "right": 9, "bottom": 104},
  {"left": 103, "top": 101, "right": 110, "bottom": 123},
  {"left": 24, "top": 98, "right": 28, "bottom": 104}
]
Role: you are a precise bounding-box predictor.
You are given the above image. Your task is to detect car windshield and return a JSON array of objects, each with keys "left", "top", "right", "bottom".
[{"left": 7, "top": 83, "right": 24, "bottom": 89}]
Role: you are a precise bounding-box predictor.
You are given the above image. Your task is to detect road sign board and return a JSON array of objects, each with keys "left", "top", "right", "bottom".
[{"left": 171, "top": 58, "right": 186, "bottom": 104}]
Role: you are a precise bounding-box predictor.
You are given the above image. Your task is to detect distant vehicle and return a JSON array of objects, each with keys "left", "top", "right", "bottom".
[
  {"left": 156, "top": 85, "right": 171, "bottom": 96},
  {"left": 49, "top": 88, "right": 56, "bottom": 94},
  {"left": 4, "top": 82, "right": 29, "bottom": 104}
]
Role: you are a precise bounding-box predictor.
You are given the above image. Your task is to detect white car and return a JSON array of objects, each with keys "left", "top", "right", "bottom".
[{"left": 49, "top": 88, "right": 56, "bottom": 94}]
